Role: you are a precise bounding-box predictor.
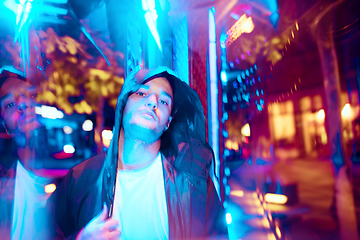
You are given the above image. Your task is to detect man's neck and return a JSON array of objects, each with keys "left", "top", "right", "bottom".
[
  {"left": 17, "top": 146, "right": 36, "bottom": 172},
  {"left": 118, "top": 128, "right": 161, "bottom": 171}
]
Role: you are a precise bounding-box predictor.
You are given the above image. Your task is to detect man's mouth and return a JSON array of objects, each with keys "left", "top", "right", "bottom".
[
  {"left": 141, "top": 111, "right": 157, "bottom": 121},
  {"left": 19, "top": 113, "right": 37, "bottom": 125}
]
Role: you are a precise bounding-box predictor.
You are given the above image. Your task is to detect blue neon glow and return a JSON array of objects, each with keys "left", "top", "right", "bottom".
[
  {"left": 142, "top": 0, "right": 161, "bottom": 51},
  {"left": 270, "top": 12, "right": 280, "bottom": 28},
  {"left": 241, "top": 72, "right": 245, "bottom": 79},
  {"left": 223, "top": 177, "right": 227, "bottom": 185},
  {"left": 144, "top": 11, "right": 161, "bottom": 51},
  {"left": 220, "top": 32, "right": 226, "bottom": 49},
  {"left": 225, "top": 167, "right": 230, "bottom": 176},
  {"left": 222, "top": 129, "right": 229, "bottom": 138},
  {"left": 3, "top": 0, "right": 19, "bottom": 14},
  {"left": 233, "top": 95, "right": 237, "bottom": 102},
  {"left": 233, "top": 81, "right": 238, "bottom": 89},
  {"left": 221, "top": 71, "right": 227, "bottom": 84},
  {"left": 222, "top": 93, "right": 228, "bottom": 103},
  {"left": 208, "top": 9, "right": 220, "bottom": 198},
  {"left": 225, "top": 185, "right": 231, "bottom": 195},
  {"left": 226, "top": 213, "right": 232, "bottom": 224}
]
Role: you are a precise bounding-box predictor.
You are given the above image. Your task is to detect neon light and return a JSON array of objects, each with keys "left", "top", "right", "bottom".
[
  {"left": 142, "top": 0, "right": 161, "bottom": 51},
  {"left": 241, "top": 123, "right": 250, "bottom": 137},
  {"left": 102, "top": 130, "right": 113, "bottom": 140},
  {"left": 82, "top": 120, "right": 94, "bottom": 132},
  {"left": 220, "top": 70, "right": 227, "bottom": 84},
  {"left": 141, "top": 0, "right": 148, "bottom": 10},
  {"left": 276, "top": 225, "right": 282, "bottom": 238},
  {"left": 231, "top": 190, "right": 244, "bottom": 197},
  {"left": 208, "top": 9, "right": 220, "bottom": 198},
  {"left": 226, "top": 213, "right": 232, "bottom": 224},
  {"left": 37, "top": 105, "right": 64, "bottom": 119},
  {"left": 45, "top": 184, "right": 56, "bottom": 194},
  {"left": 63, "top": 126, "right": 73, "bottom": 134},
  {"left": 144, "top": 12, "right": 161, "bottom": 51},
  {"left": 64, "top": 144, "right": 75, "bottom": 154},
  {"left": 226, "top": 14, "right": 254, "bottom": 46},
  {"left": 264, "top": 193, "right": 288, "bottom": 204},
  {"left": 342, "top": 103, "right": 351, "bottom": 118},
  {"left": 317, "top": 109, "right": 325, "bottom": 121},
  {"left": 102, "top": 130, "right": 113, "bottom": 148},
  {"left": 147, "top": 0, "right": 155, "bottom": 10}
]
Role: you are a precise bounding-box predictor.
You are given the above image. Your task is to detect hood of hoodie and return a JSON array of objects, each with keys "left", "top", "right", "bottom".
[
  {"left": 0, "top": 65, "right": 27, "bottom": 88},
  {"left": 104, "top": 66, "right": 211, "bottom": 170}
]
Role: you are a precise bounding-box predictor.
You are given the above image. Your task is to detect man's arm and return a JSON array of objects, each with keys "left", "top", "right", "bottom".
[
  {"left": 47, "top": 162, "right": 120, "bottom": 240},
  {"left": 47, "top": 171, "right": 77, "bottom": 239},
  {"left": 205, "top": 176, "right": 229, "bottom": 238}
]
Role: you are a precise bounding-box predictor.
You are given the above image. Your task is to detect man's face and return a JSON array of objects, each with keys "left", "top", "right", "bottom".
[
  {"left": 122, "top": 77, "right": 173, "bottom": 141},
  {"left": 0, "top": 78, "right": 41, "bottom": 134}
]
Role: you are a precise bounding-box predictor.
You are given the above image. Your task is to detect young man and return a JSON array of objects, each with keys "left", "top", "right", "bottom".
[
  {"left": 49, "top": 66, "right": 227, "bottom": 239},
  {"left": 0, "top": 66, "right": 58, "bottom": 239}
]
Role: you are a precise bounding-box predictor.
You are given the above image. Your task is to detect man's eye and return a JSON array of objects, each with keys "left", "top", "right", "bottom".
[
  {"left": 6, "top": 102, "right": 15, "bottom": 108},
  {"left": 136, "top": 92, "right": 146, "bottom": 96},
  {"left": 159, "top": 99, "right": 168, "bottom": 106}
]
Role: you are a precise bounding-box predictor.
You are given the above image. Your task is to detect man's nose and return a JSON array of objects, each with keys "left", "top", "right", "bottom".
[
  {"left": 16, "top": 95, "right": 31, "bottom": 112},
  {"left": 146, "top": 94, "right": 158, "bottom": 109}
]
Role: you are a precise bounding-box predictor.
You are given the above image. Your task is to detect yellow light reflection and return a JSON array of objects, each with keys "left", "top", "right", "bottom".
[
  {"left": 264, "top": 193, "right": 288, "bottom": 204},
  {"left": 267, "top": 233, "right": 277, "bottom": 240},
  {"left": 257, "top": 207, "right": 265, "bottom": 215},
  {"left": 102, "top": 130, "right": 113, "bottom": 148},
  {"left": 295, "top": 21, "right": 299, "bottom": 30},
  {"left": 241, "top": 123, "right": 251, "bottom": 137},
  {"left": 342, "top": 103, "right": 351, "bottom": 119},
  {"left": 321, "top": 132, "right": 328, "bottom": 144},
  {"left": 231, "top": 190, "right": 244, "bottom": 197},
  {"left": 317, "top": 109, "right": 325, "bottom": 122},
  {"left": 225, "top": 139, "right": 239, "bottom": 151},
  {"left": 45, "top": 183, "right": 56, "bottom": 194},
  {"left": 276, "top": 225, "right": 282, "bottom": 238},
  {"left": 259, "top": 194, "right": 263, "bottom": 202},
  {"left": 226, "top": 14, "right": 254, "bottom": 46},
  {"left": 262, "top": 217, "right": 270, "bottom": 228}
]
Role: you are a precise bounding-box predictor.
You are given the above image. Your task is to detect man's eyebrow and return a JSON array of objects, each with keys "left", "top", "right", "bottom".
[
  {"left": 160, "top": 91, "right": 173, "bottom": 100},
  {"left": 27, "top": 86, "right": 37, "bottom": 91},
  {"left": 139, "top": 85, "right": 150, "bottom": 90},
  {"left": 0, "top": 93, "right": 11, "bottom": 104},
  {"left": 139, "top": 85, "right": 173, "bottom": 100}
]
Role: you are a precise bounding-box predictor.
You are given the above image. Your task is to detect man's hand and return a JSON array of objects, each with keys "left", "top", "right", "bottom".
[{"left": 76, "top": 204, "right": 121, "bottom": 240}]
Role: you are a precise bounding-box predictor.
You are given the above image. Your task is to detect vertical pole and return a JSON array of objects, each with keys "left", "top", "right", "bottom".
[
  {"left": 312, "top": 2, "right": 358, "bottom": 239},
  {"left": 208, "top": 8, "right": 221, "bottom": 198}
]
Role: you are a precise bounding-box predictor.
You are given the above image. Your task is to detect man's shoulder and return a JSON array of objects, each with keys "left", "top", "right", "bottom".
[
  {"left": 172, "top": 139, "right": 213, "bottom": 178},
  {"left": 68, "top": 153, "right": 106, "bottom": 179}
]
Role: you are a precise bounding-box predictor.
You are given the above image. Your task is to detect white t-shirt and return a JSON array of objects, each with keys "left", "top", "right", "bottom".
[
  {"left": 11, "top": 161, "right": 52, "bottom": 240},
  {"left": 112, "top": 152, "right": 169, "bottom": 240}
]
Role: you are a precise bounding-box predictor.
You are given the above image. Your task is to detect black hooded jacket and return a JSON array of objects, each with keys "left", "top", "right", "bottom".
[{"left": 48, "top": 66, "right": 227, "bottom": 239}]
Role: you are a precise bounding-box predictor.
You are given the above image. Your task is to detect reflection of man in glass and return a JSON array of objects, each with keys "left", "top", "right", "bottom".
[
  {"left": 0, "top": 66, "right": 57, "bottom": 239},
  {"left": 49, "top": 67, "right": 227, "bottom": 239}
]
